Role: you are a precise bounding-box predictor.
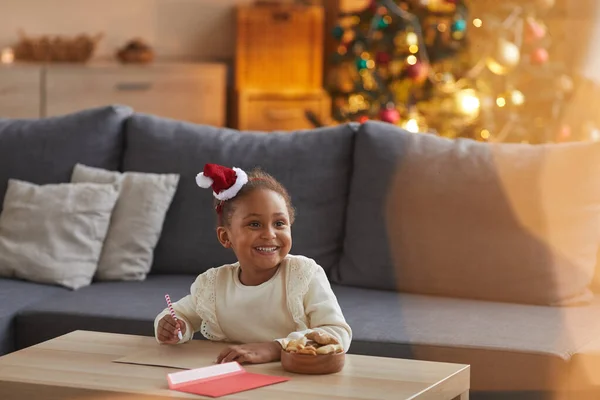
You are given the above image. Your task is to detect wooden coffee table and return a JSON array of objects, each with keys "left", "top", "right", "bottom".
[{"left": 0, "top": 330, "right": 469, "bottom": 399}]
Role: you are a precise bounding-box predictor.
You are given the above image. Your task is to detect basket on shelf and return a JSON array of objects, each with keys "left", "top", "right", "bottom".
[
  {"left": 13, "top": 30, "right": 102, "bottom": 63},
  {"left": 116, "top": 38, "right": 154, "bottom": 64}
]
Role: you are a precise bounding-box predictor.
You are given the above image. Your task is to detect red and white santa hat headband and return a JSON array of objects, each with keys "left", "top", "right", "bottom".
[{"left": 195, "top": 163, "right": 248, "bottom": 201}]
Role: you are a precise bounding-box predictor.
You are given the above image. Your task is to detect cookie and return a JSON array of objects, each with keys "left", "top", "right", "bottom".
[
  {"left": 316, "top": 344, "right": 343, "bottom": 355},
  {"left": 285, "top": 338, "right": 307, "bottom": 352},
  {"left": 297, "top": 345, "right": 318, "bottom": 356},
  {"left": 305, "top": 331, "right": 339, "bottom": 346}
]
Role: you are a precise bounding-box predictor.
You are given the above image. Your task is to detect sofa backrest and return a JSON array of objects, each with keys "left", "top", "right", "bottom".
[
  {"left": 334, "top": 121, "right": 600, "bottom": 306},
  {"left": 122, "top": 113, "right": 357, "bottom": 276},
  {"left": 0, "top": 105, "right": 133, "bottom": 213}
]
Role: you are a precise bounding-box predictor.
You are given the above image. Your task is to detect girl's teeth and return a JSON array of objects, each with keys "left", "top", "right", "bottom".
[{"left": 257, "top": 247, "right": 276, "bottom": 252}]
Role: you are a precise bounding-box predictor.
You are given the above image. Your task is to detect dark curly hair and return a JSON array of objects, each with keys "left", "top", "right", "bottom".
[{"left": 214, "top": 167, "right": 295, "bottom": 227}]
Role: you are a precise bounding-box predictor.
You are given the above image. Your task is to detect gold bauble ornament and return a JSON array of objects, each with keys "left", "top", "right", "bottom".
[{"left": 485, "top": 38, "right": 520, "bottom": 75}]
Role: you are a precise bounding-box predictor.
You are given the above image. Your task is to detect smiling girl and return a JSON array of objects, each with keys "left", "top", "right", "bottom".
[{"left": 154, "top": 164, "right": 352, "bottom": 364}]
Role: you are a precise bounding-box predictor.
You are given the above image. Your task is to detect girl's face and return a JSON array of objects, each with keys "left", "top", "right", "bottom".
[{"left": 217, "top": 188, "right": 292, "bottom": 274}]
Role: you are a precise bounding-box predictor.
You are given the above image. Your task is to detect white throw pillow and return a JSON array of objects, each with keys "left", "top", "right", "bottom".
[
  {"left": 0, "top": 179, "right": 120, "bottom": 289},
  {"left": 71, "top": 164, "right": 180, "bottom": 281}
]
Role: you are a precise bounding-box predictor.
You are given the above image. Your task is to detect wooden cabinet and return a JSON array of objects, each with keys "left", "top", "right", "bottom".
[
  {"left": 45, "top": 63, "right": 227, "bottom": 126},
  {"left": 236, "top": 4, "right": 324, "bottom": 91},
  {"left": 233, "top": 3, "right": 330, "bottom": 132},
  {"left": 0, "top": 65, "right": 42, "bottom": 119},
  {"left": 234, "top": 89, "right": 330, "bottom": 131},
  {"left": 0, "top": 62, "right": 227, "bottom": 126}
]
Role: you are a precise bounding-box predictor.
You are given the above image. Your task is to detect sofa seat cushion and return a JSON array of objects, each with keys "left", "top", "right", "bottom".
[
  {"left": 333, "top": 285, "right": 600, "bottom": 393},
  {"left": 0, "top": 105, "right": 133, "bottom": 214},
  {"left": 0, "top": 278, "right": 67, "bottom": 355},
  {"left": 123, "top": 114, "right": 357, "bottom": 276},
  {"left": 15, "top": 275, "right": 198, "bottom": 350}
]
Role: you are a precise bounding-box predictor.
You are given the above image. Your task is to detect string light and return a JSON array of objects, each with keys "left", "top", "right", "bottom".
[
  {"left": 473, "top": 18, "right": 483, "bottom": 28},
  {"left": 409, "top": 45, "right": 419, "bottom": 54},
  {"left": 511, "top": 90, "right": 525, "bottom": 106},
  {"left": 496, "top": 96, "right": 507, "bottom": 107},
  {"left": 407, "top": 55, "right": 417, "bottom": 65},
  {"left": 456, "top": 89, "right": 481, "bottom": 118},
  {"left": 480, "top": 129, "right": 491, "bottom": 139},
  {"left": 404, "top": 118, "right": 419, "bottom": 133},
  {"left": 406, "top": 32, "right": 418, "bottom": 46}
]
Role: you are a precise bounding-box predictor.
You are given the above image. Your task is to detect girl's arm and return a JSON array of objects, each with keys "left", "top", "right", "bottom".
[
  {"left": 153, "top": 276, "right": 204, "bottom": 343},
  {"left": 303, "top": 266, "right": 352, "bottom": 351},
  {"left": 277, "top": 266, "right": 352, "bottom": 352}
]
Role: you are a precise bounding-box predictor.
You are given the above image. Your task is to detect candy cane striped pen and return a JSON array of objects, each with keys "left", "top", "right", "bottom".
[{"left": 165, "top": 294, "right": 183, "bottom": 341}]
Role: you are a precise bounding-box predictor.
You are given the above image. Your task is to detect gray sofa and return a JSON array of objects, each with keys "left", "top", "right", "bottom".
[{"left": 1, "top": 105, "right": 600, "bottom": 400}]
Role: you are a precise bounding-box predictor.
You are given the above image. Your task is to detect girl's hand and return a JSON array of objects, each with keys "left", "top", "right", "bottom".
[
  {"left": 216, "top": 342, "right": 282, "bottom": 364},
  {"left": 157, "top": 314, "right": 186, "bottom": 344}
]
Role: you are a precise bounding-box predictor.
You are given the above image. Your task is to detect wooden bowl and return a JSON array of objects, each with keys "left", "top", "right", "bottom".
[{"left": 280, "top": 350, "right": 345, "bottom": 375}]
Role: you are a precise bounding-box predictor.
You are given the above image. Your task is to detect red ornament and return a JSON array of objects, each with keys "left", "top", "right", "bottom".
[
  {"left": 358, "top": 116, "right": 369, "bottom": 123},
  {"left": 379, "top": 105, "right": 400, "bottom": 124},
  {"left": 375, "top": 51, "right": 391, "bottom": 66},
  {"left": 406, "top": 61, "right": 429, "bottom": 84},
  {"left": 531, "top": 48, "right": 549, "bottom": 65},
  {"left": 524, "top": 17, "right": 546, "bottom": 43}
]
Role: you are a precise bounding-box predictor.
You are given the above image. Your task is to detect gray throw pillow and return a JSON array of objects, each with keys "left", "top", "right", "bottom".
[
  {"left": 335, "top": 121, "right": 600, "bottom": 306},
  {"left": 71, "top": 164, "right": 180, "bottom": 281},
  {"left": 0, "top": 179, "right": 119, "bottom": 290}
]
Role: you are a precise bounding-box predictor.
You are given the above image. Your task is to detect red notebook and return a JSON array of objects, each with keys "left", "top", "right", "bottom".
[{"left": 167, "top": 361, "right": 289, "bottom": 398}]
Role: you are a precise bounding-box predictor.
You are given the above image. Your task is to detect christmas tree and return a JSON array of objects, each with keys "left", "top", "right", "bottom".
[{"left": 319, "top": 0, "right": 576, "bottom": 143}]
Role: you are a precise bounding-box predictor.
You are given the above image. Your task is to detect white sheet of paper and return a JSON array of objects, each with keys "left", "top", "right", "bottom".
[{"left": 168, "top": 362, "right": 243, "bottom": 388}]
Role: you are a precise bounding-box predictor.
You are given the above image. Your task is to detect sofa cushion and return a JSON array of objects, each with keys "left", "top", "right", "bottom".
[
  {"left": 15, "top": 275, "right": 199, "bottom": 350},
  {"left": 0, "top": 105, "right": 133, "bottom": 214},
  {"left": 0, "top": 278, "right": 67, "bottom": 355},
  {"left": 335, "top": 121, "right": 600, "bottom": 306},
  {"left": 122, "top": 114, "right": 356, "bottom": 275},
  {"left": 71, "top": 163, "right": 180, "bottom": 281},
  {"left": 333, "top": 284, "right": 600, "bottom": 392},
  {"left": 0, "top": 179, "right": 120, "bottom": 290}
]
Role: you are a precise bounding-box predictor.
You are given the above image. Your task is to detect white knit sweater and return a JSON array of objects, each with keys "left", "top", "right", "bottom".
[{"left": 154, "top": 254, "right": 352, "bottom": 352}]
